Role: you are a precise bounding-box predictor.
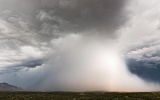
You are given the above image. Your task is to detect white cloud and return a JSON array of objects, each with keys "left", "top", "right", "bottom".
[
  {"left": 119, "top": 0, "right": 160, "bottom": 43},
  {"left": 20, "top": 46, "right": 43, "bottom": 58}
]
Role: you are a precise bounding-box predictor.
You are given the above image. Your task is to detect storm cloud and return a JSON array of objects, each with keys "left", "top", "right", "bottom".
[
  {"left": 0, "top": 0, "right": 128, "bottom": 75},
  {"left": 0, "top": 0, "right": 160, "bottom": 92},
  {"left": 0, "top": 0, "right": 128, "bottom": 37}
]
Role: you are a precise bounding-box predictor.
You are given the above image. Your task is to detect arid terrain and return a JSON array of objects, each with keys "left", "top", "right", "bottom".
[{"left": 0, "top": 92, "right": 160, "bottom": 100}]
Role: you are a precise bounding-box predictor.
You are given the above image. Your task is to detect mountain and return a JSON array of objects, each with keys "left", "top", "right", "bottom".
[{"left": 0, "top": 83, "right": 23, "bottom": 91}]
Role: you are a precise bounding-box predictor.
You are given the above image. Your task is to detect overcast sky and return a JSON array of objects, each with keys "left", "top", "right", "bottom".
[{"left": 0, "top": 0, "right": 160, "bottom": 91}]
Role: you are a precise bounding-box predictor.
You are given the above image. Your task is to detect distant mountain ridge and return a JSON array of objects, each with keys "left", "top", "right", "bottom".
[{"left": 0, "top": 83, "right": 23, "bottom": 91}]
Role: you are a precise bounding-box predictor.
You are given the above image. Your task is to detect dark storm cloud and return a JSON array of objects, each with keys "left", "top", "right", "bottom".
[
  {"left": 38, "top": 0, "right": 128, "bottom": 36},
  {"left": 0, "top": 0, "right": 128, "bottom": 37},
  {"left": 127, "top": 58, "right": 160, "bottom": 83},
  {"left": 126, "top": 36, "right": 160, "bottom": 83},
  {"left": 0, "top": 0, "right": 129, "bottom": 73},
  {"left": 0, "top": 59, "right": 44, "bottom": 75},
  {"left": 7, "top": 59, "right": 44, "bottom": 68}
]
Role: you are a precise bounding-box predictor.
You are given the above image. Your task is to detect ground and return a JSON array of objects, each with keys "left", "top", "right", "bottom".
[{"left": 0, "top": 92, "right": 160, "bottom": 100}]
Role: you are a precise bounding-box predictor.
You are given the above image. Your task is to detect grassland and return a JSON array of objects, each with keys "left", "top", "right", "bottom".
[{"left": 0, "top": 92, "right": 160, "bottom": 100}]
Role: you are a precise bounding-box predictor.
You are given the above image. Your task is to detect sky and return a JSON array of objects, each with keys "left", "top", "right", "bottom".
[{"left": 0, "top": 0, "right": 160, "bottom": 92}]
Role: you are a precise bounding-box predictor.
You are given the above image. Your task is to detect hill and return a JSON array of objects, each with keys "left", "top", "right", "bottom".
[{"left": 0, "top": 83, "right": 22, "bottom": 91}]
